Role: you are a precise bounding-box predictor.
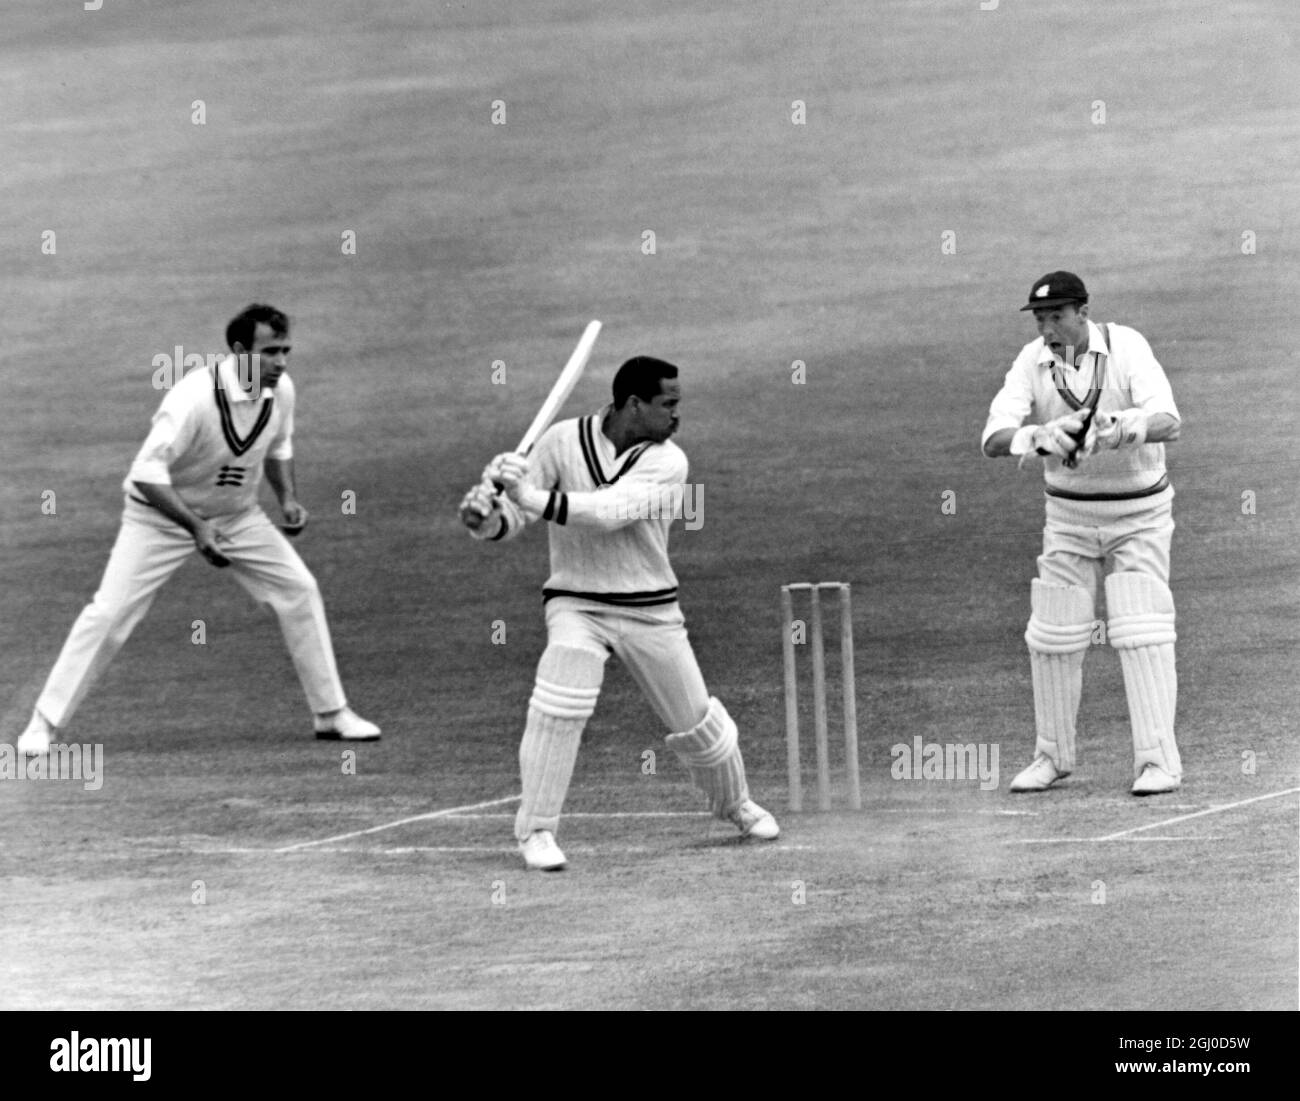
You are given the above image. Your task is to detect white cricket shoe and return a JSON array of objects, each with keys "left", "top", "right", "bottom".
[
  {"left": 313, "top": 707, "right": 381, "bottom": 741},
  {"left": 728, "top": 799, "right": 780, "bottom": 840},
  {"left": 519, "top": 830, "right": 567, "bottom": 871},
  {"left": 1009, "top": 753, "right": 1067, "bottom": 792},
  {"left": 16, "top": 712, "right": 53, "bottom": 757},
  {"left": 1131, "top": 762, "right": 1180, "bottom": 796}
]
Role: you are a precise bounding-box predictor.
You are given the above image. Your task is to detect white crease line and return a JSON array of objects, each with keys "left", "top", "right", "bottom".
[
  {"left": 447, "top": 808, "right": 1039, "bottom": 820},
  {"left": 1093, "top": 787, "right": 1300, "bottom": 841},
  {"left": 273, "top": 794, "right": 522, "bottom": 852},
  {"left": 192, "top": 843, "right": 822, "bottom": 856},
  {"left": 444, "top": 811, "right": 711, "bottom": 820},
  {"left": 1010, "top": 836, "right": 1227, "bottom": 845}
]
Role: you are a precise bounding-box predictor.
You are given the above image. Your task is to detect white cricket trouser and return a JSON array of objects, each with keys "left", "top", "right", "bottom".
[
  {"left": 36, "top": 497, "right": 346, "bottom": 727},
  {"left": 1037, "top": 486, "right": 1174, "bottom": 596},
  {"left": 543, "top": 597, "right": 711, "bottom": 732}
]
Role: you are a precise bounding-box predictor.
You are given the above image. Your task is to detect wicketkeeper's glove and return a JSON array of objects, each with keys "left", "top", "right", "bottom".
[
  {"left": 1010, "top": 412, "right": 1086, "bottom": 460},
  {"left": 1088, "top": 409, "right": 1148, "bottom": 452}
]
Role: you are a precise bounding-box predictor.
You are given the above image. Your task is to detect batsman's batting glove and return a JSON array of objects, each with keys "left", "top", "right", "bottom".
[
  {"left": 485, "top": 453, "right": 549, "bottom": 519},
  {"left": 1091, "top": 409, "right": 1148, "bottom": 451},
  {"left": 495, "top": 452, "right": 530, "bottom": 488},
  {"left": 459, "top": 480, "right": 502, "bottom": 536},
  {"left": 481, "top": 453, "right": 515, "bottom": 486}
]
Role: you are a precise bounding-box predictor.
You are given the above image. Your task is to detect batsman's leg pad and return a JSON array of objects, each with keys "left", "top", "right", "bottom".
[
  {"left": 1024, "top": 580, "right": 1094, "bottom": 774},
  {"left": 1106, "top": 571, "right": 1181, "bottom": 780},
  {"left": 664, "top": 697, "right": 749, "bottom": 817},
  {"left": 515, "top": 645, "right": 606, "bottom": 841}
]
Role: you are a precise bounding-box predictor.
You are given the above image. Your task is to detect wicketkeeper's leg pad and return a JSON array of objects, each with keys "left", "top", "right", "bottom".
[
  {"left": 1024, "top": 580, "right": 1094, "bottom": 774},
  {"left": 665, "top": 697, "right": 749, "bottom": 818},
  {"left": 515, "top": 645, "right": 606, "bottom": 841},
  {"left": 1106, "top": 571, "right": 1181, "bottom": 780}
]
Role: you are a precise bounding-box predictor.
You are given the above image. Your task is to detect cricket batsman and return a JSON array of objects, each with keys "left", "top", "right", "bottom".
[
  {"left": 982, "top": 272, "right": 1184, "bottom": 795},
  {"left": 458, "top": 355, "right": 779, "bottom": 870}
]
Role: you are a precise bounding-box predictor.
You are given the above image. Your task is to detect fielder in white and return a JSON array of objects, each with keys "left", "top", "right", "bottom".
[
  {"left": 459, "top": 356, "right": 779, "bottom": 870},
  {"left": 983, "top": 271, "right": 1183, "bottom": 795},
  {"left": 15, "top": 304, "right": 379, "bottom": 755}
]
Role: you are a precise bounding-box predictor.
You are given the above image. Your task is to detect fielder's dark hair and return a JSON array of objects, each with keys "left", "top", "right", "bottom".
[
  {"left": 612, "top": 356, "right": 678, "bottom": 409},
  {"left": 226, "top": 304, "right": 289, "bottom": 352}
]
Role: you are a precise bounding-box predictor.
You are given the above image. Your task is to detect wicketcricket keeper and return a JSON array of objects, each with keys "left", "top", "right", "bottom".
[
  {"left": 982, "top": 272, "right": 1184, "bottom": 795},
  {"left": 458, "top": 356, "right": 779, "bottom": 870}
]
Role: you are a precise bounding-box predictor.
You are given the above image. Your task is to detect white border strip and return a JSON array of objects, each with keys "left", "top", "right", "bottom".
[{"left": 273, "top": 794, "right": 522, "bottom": 852}]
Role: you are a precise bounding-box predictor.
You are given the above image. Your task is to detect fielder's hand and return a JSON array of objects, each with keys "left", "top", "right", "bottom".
[
  {"left": 279, "top": 500, "right": 309, "bottom": 537},
  {"left": 193, "top": 520, "right": 231, "bottom": 568},
  {"left": 1090, "top": 409, "right": 1148, "bottom": 452}
]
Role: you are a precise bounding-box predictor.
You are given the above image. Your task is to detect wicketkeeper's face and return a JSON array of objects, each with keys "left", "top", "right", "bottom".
[
  {"left": 632, "top": 379, "right": 681, "bottom": 442},
  {"left": 1033, "top": 304, "right": 1088, "bottom": 362}
]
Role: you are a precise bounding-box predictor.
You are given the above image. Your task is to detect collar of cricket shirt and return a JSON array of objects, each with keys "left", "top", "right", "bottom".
[
  {"left": 216, "top": 353, "right": 273, "bottom": 402},
  {"left": 1037, "top": 319, "right": 1111, "bottom": 371}
]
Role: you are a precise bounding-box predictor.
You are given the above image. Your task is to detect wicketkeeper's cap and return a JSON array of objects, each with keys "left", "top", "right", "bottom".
[{"left": 1020, "top": 271, "right": 1088, "bottom": 310}]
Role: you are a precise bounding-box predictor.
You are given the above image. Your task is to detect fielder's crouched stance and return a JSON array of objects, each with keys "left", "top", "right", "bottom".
[
  {"left": 14, "top": 305, "right": 379, "bottom": 756},
  {"left": 459, "top": 357, "right": 778, "bottom": 870},
  {"left": 983, "top": 272, "right": 1183, "bottom": 796}
]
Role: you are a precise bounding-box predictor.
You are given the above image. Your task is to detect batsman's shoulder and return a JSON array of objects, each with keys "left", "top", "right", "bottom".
[
  {"left": 536, "top": 415, "right": 580, "bottom": 454},
  {"left": 644, "top": 437, "right": 689, "bottom": 481}
]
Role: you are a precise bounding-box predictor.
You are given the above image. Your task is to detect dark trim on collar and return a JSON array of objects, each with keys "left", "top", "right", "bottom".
[
  {"left": 579, "top": 414, "right": 652, "bottom": 487},
  {"left": 213, "top": 365, "right": 274, "bottom": 457},
  {"left": 1052, "top": 323, "right": 1112, "bottom": 414}
]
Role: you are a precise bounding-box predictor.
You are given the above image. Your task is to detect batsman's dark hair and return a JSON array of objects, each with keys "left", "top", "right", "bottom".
[
  {"left": 226, "top": 304, "right": 289, "bottom": 352},
  {"left": 612, "top": 356, "right": 678, "bottom": 409}
]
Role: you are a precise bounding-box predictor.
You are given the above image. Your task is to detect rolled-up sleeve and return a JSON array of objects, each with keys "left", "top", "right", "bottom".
[
  {"left": 981, "top": 349, "right": 1036, "bottom": 449},
  {"left": 1122, "top": 329, "right": 1180, "bottom": 420},
  {"left": 266, "top": 375, "right": 295, "bottom": 461},
  {"left": 127, "top": 394, "right": 191, "bottom": 485}
]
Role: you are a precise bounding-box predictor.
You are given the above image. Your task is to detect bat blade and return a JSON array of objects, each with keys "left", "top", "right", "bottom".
[
  {"left": 491, "top": 320, "right": 602, "bottom": 494},
  {"left": 516, "top": 320, "right": 602, "bottom": 456}
]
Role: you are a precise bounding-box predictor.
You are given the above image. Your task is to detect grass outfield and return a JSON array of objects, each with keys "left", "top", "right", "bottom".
[{"left": 1, "top": 1, "right": 1296, "bottom": 1012}]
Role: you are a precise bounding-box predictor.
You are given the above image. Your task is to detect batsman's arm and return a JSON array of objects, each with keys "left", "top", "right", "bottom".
[{"left": 505, "top": 451, "right": 690, "bottom": 531}]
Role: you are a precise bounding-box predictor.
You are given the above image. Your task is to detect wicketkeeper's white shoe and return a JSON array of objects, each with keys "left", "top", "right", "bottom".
[
  {"left": 1131, "top": 762, "right": 1180, "bottom": 796},
  {"left": 16, "top": 712, "right": 53, "bottom": 757},
  {"left": 1009, "top": 753, "right": 1067, "bottom": 792},
  {"left": 727, "top": 799, "right": 780, "bottom": 840},
  {"left": 519, "top": 830, "right": 567, "bottom": 871},
  {"left": 313, "top": 707, "right": 381, "bottom": 741}
]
